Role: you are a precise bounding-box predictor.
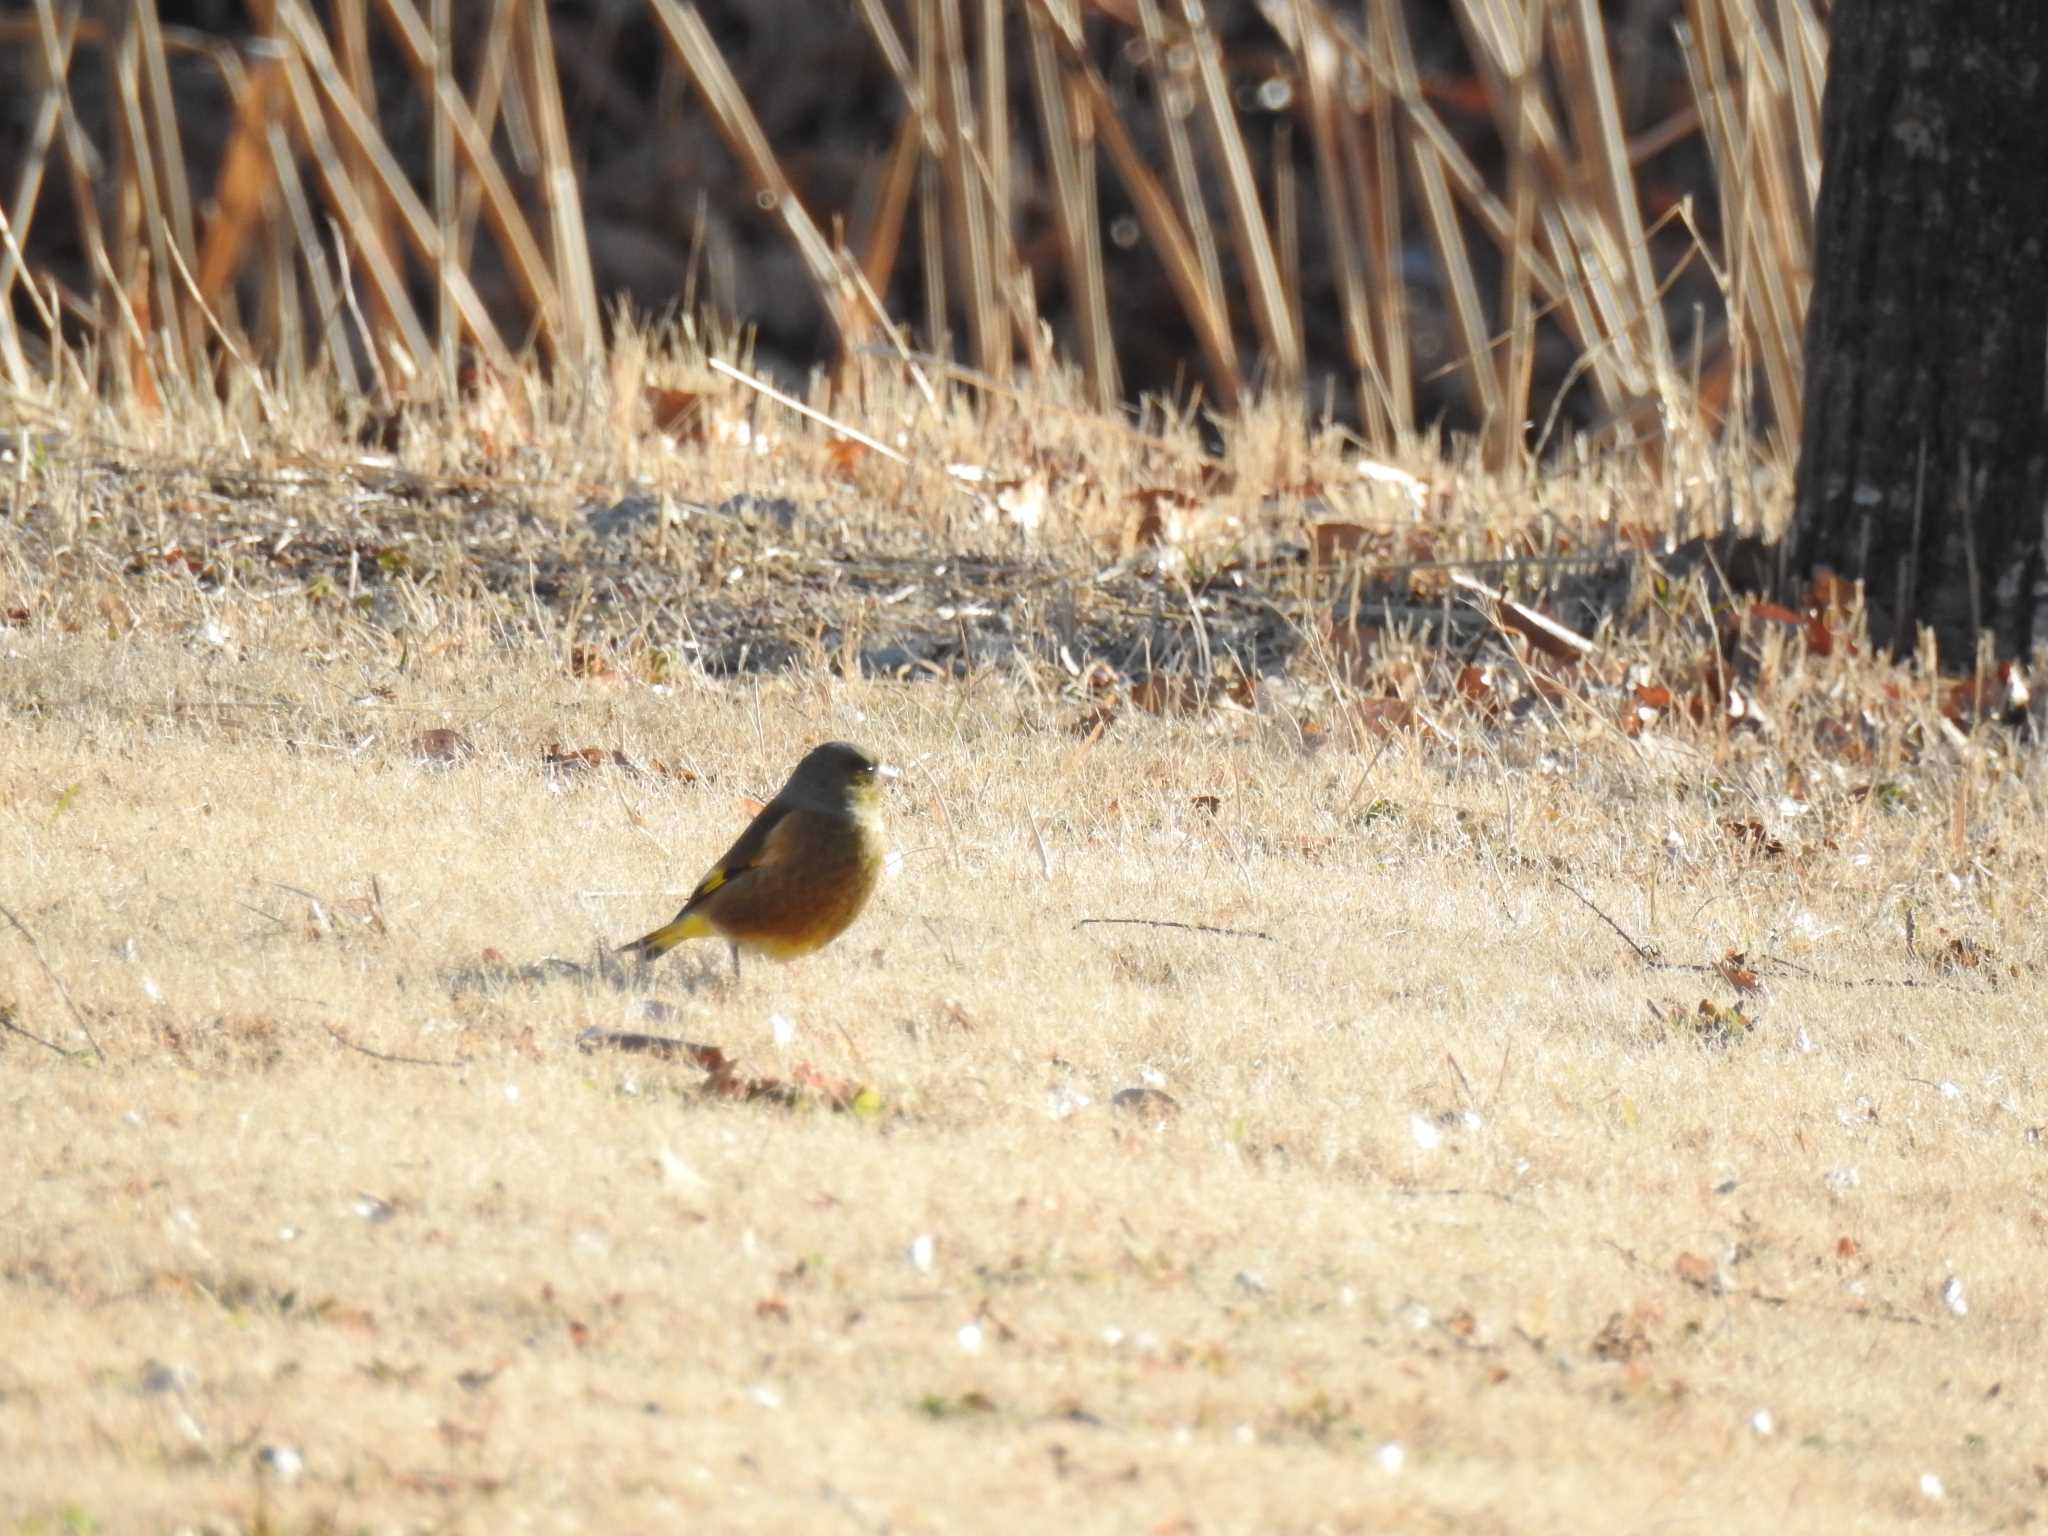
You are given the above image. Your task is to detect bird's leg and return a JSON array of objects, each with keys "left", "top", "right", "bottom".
[{"left": 728, "top": 942, "right": 742, "bottom": 984}]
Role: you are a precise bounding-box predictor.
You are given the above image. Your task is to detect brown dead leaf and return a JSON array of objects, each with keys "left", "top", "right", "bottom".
[
  {"left": 1943, "top": 662, "right": 2031, "bottom": 728},
  {"left": 1323, "top": 619, "right": 1380, "bottom": 683},
  {"left": 1351, "top": 696, "right": 1417, "bottom": 737},
  {"left": 569, "top": 645, "right": 617, "bottom": 680},
  {"left": 576, "top": 1030, "right": 731, "bottom": 1074},
  {"left": 1937, "top": 933, "right": 1989, "bottom": 973},
  {"left": 1111, "top": 1086, "right": 1182, "bottom": 1120},
  {"left": 413, "top": 728, "right": 475, "bottom": 764},
  {"left": 1131, "top": 672, "right": 1211, "bottom": 715},
  {"left": 824, "top": 437, "right": 868, "bottom": 479},
  {"left": 543, "top": 744, "right": 636, "bottom": 776},
  {"left": 1456, "top": 663, "right": 1502, "bottom": 716},
  {"left": 1746, "top": 599, "right": 1836, "bottom": 659},
  {"left": 644, "top": 385, "right": 705, "bottom": 440},
  {"left": 1716, "top": 950, "right": 1762, "bottom": 992},
  {"left": 1590, "top": 1308, "right": 1655, "bottom": 1362},
  {"left": 1123, "top": 485, "right": 1209, "bottom": 558},
  {"left": 1693, "top": 998, "right": 1754, "bottom": 1045},
  {"left": 1623, "top": 682, "right": 1673, "bottom": 735},
  {"left": 1673, "top": 1251, "right": 1720, "bottom": 1292},
  {"left": 1719, "top": 820, "right": 1784, "bottom": 858},
  {"left": 1309, "top": 521, "right": 1371, "bottom": 564},
  {"left": 1069, "top": 701, "right": 1117, "bottom": 739}
]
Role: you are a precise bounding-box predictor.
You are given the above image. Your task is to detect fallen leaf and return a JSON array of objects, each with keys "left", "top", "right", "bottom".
[
  {"left": 1351, "top": 696, "right": 1417, "bottom": 736},
  {"left": 1589, "top": 1309, "right": 1653, "bottom": 1362},
  {"left": 569, "top": 645, "right": 617, "bottom": 680},
  {"left": 1310, "top": 521, "right": 1372, "bottom": 564},
  {"left": 413, "top": 728, "right": 475, "bottom": 764},
  {"left": 1673, "top": 1251, "right": 1720, "bottom": 1291},
  {"left": 1111, "top": 1086, "right": 1181, "bottom": 1120},
  {"left": 1719, "top": 821, "right": 1784, "bottom": 858},
  {"left": 824, "top": 437, "right": 868, "bottom": 478},
  {"left": 543, "top": 744, "right": 636, "bottom": 776},
  {"left": 644, "top": 385, "right": 705, "bottom": 439}
]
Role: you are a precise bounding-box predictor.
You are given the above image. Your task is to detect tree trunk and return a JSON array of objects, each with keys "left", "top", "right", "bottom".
[{"left": 1786, "top": 0, "right": 2048, "bottom": 666}]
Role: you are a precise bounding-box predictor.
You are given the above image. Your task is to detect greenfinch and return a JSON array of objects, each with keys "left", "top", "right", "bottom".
[{"left": 619, "top": 741, "right": 887, "bottom": 975}]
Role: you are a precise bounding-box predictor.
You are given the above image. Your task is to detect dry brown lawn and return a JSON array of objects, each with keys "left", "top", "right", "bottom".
[{"left": 4, "top": 408, "right": 2047, "bottom": 1535}]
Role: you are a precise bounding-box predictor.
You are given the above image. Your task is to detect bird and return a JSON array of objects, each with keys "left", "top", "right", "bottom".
[{"left": 617, "top": 741, "right": 887, "bottom": 979}]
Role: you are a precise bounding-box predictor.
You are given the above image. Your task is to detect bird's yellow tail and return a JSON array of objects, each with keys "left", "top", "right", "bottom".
[{"left": 617, "top": 909, "right": 714, "bottom": 961}]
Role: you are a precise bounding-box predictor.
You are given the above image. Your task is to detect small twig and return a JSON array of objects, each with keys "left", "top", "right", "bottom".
[
  {"left": 1552, "top": 877, "right": 1660, "bottom": 964},
  {"left": 1446, "top": 569, "right": 1595, "bottom": 659},
  {"left": 318, "top": 1020, "right": 465, "bottom": 1069},
  {"left": 1338, "top": 724, "right": 1400, "bottom": 816},
  {"left": 1557, "top": 883, "right": 1969, "bottom": 992},
  {"left": 1389, "top": 1185, "right": 1525, "bottom": 1207},
  {"left": 1, "top": 1005, "right": 72, "bottom": 1059},
  {"left": 1074, "top": 917, "right": 1275, "bottom": 941},
  {"left": 1768, "top": 968, "right": 1956, "bottom": 993},
  {"left": 1026, "top": 811, "right": 1053, "bottom": 882},
  {"left": 576, "top": 1028, "right": 728, "bottom": 1070},
  {"left": 1444, "top": 1051, "right": 1476, "bottom": 1108},
  {"left": 0, "top": 899, "right": 104, "bottom": 1062},
  {"left": 1488, "top": 1039, "right": 1513, "bottom": 1108},
  {"left": 707, "top": 356, "right": 911, "bottom": 466},
  {"left": 1755, "top": 951, "right": 1949, "bottom": 990}
]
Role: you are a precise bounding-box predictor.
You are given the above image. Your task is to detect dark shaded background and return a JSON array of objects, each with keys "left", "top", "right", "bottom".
[{"left": 2, "top": 0, "right": 1724, "bottom": 436}]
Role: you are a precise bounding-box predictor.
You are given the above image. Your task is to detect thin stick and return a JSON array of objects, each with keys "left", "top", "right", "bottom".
[
  {"left": 1074, "top": 917, "right": 1275, "bottom": 942},
  {"left": 0, "top": 898, "right": 104, "bottom": 1062},
  {"left": 1, "top": 1006, "right": 71, "bottom": 1058},
  {"left": 1552, "top": 876, "right": 1660, "bottom": 963},
  {"left": 706, "top": 356, "right": 911, "bottom": 466},
  {"left": 319, "top": 1018, "right": 465, "bottom": 1068}
]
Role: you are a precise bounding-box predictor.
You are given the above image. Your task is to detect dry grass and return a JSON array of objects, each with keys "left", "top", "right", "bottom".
[
  {"left": 2, "top": 0, "right": 1817, "bottom": 459},
  {"left": 4, "top": 427, "right": 2048, "bottom": 1533},
  {"left": 5, "top": 4, "right": 2038, "bottom": 1528}
]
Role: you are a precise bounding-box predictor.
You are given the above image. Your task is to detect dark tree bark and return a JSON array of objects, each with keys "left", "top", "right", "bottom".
[{"left": 1786, "top": 0, "right": 2048, "bottom": 666}]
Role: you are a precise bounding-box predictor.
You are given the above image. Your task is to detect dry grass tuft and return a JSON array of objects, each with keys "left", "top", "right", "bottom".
[{"left": 4, "top": 393, "right": 2047, "bottom": 1528}]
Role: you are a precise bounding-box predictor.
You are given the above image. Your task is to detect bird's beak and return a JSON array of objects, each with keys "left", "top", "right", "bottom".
[{"left": 876, "top": 762, "right": 902, "bottom": 782}]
